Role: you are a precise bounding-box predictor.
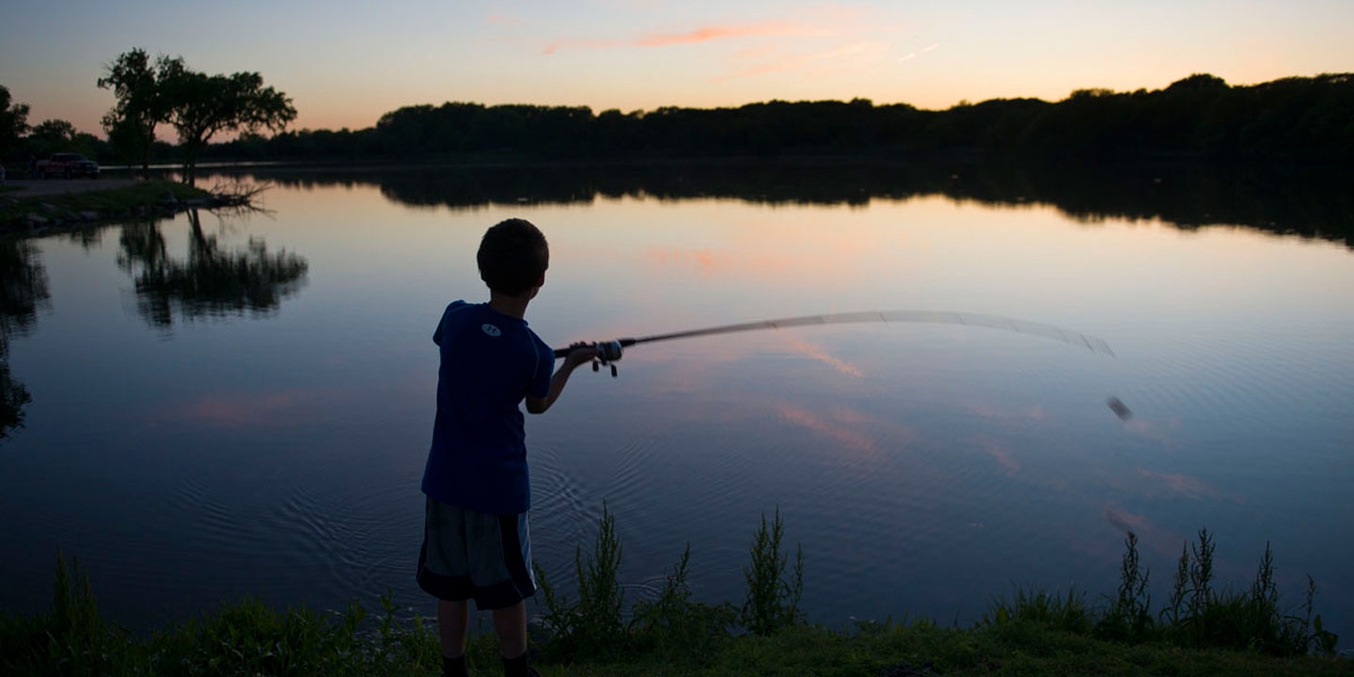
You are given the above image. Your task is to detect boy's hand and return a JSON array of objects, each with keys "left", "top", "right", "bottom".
[{"left": 563, "top": 342, "right": 598, "bottom": 369}]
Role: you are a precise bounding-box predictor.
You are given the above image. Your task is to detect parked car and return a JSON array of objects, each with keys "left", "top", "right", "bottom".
[{"left": 34, "top": 153, "right": 100, "bottom": 179}]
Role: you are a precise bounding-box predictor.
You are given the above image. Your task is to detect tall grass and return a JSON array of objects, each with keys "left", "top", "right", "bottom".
[
  {"left": 1, "top": 516, "right": 1344, "bottom": 676},
  {"left": 534, "top": 502, "right": 628, "bottom": 659},
  {"left": 740, "top": 506, "right": 805, "bottom": 636},
  {"left": 989, "top": 528, "right": 1341, "bottom": 658},
  {"left": 1096, "top": 531, "right": 1154, "bottom": 642},
  {"left": 0, "top": 554, "right": 440, "bottom": 676},
  {"left": 534, "top": 502, "right": 737, "bottom": 666},
  {"left": 1152, "top": 529, "right": 1340, "bottom": 656}
]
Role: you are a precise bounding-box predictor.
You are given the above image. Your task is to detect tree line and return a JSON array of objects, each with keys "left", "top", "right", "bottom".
[
  {"left": 3, "top": 63, "right": 1352, "bottom": 173},
  {"left": 219, "top": 73, "right": 1353, "bottom": 163}
]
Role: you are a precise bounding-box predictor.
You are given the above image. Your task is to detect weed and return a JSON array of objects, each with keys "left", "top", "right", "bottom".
[
  {"left": 631, "top": 544, "right": 737, "bottom": 665},
  {"left": 2, "top": 520, "right": 1345, "bottom": 676},
  {"left": 740, "top": 506, "right": 804, "bottom": 636},
  {"left": 535, "top": 502, "right": 628, "bottom": 660},
  {"left": 1096, "top": 531, "right": 1154, "bottom": 642},
  {"left": 1153, "top": 529, "right": 1339, "bottom": 657},
  {"left": 982, "top": 586, "right": 1092, "bottom": 636}
]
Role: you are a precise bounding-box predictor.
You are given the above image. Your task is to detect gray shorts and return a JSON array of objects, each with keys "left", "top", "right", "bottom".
[{"left": 416, "top": 497, "right": 537, "bottom": 610}]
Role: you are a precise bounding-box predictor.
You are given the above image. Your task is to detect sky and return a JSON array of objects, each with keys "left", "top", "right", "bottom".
[{"left": 2, "top": 0, "right": 1351, "bottom": 138}]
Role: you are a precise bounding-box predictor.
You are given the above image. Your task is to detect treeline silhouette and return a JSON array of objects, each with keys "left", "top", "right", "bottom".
[
  {"left": 203, "top": 160, "right": 1354, "bottom": 249},
  {"left": 200, "top": 73, "right": 1354, "bottom": 163}
]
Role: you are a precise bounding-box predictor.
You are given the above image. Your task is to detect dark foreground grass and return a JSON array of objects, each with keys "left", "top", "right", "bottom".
[{"left": 3, "top": 512, "right": 1349, "bottom": 677}]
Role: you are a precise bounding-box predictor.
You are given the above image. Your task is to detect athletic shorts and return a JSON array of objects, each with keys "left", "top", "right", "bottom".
[{"left": 416, "top": 497, "right": 537, "bottom": 610}]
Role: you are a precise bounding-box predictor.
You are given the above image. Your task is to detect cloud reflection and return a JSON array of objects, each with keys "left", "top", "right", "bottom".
[
  {"left": 1137, "top": 468, "right": 1233, "bottom": 502},
  {"left": 1104, "top": 504, "right": 1185, "bottom": 557},
  {"left": 166, "top": 387, "right": 354, "bottom": 428},
  {"left": 776, "top": 334, "right": 865, "bottom": 378},
  {"left": 775, "top": 403, "right": 879, "bottom": 457},
  {"left": 973, "top": 434, "right": 1021, "bottom": 475}
]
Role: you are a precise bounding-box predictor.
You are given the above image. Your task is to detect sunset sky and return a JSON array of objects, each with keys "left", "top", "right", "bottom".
[{"left": 2, "top": 0, "right": 1351, "bottom": 138}]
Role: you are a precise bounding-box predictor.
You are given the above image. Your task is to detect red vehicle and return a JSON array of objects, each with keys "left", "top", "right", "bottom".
[{"left": 35, "top": 153, "right": 100, "bottom": 179}]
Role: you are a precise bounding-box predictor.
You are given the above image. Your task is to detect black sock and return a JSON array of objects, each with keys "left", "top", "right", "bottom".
[
  {"left": 502, "top": 652, "right": 535, "bottom": 677},
  {"left": 443, "top": 653, "right": 468, "bottom": 677}
]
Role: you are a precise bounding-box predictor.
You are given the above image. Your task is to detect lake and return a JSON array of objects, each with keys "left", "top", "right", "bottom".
[{"left": 2, "top": 161, "right": 1351, "bottom": 642}]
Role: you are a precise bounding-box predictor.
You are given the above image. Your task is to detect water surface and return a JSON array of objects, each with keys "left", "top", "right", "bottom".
[{"left": 2, "top": 163, "right": 1351, "bottom": 640}]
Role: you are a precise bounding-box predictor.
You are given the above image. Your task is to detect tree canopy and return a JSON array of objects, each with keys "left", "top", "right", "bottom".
[
  {"left": 0, "top": 85, "right": 31, "bottom": 159},
  {"left": 98, "top": 48, "right": 297, "bottom": 184},
  {"left": 98, "top": 49, "right": 181, "bottom": 177}
]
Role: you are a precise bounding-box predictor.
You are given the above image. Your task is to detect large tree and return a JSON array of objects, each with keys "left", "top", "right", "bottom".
[
  {"left": 162, "top": 65, "right": 296, "bottom": 185},
  {"left": 99, "top": 49, "right": 296, "bottom": 184},
  {"left": 98, "top": 49, "right": 182, "bottom": 178},
  {"left": 0, "top": 84, "right": 31, "bottom": 160}
]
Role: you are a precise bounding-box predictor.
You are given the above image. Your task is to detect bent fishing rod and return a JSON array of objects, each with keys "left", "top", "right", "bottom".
[{"left": 554, "top": 310, "right": 1115, "bottom": 376}]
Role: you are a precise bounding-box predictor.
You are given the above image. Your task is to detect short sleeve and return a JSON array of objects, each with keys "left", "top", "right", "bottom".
[{"left": 433, "top": 300, "right": 468, "bottom": 346}]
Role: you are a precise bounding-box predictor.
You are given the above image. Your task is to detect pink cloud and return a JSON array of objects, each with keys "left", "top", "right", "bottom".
[
  {"left": 544, "top": 20, "right": 829, "bottom": 54},
  {"left": 637, "top": 22, "right": 826, "bottom": 47},
  {"left": 717, "top": 41, "right": 891, "bottom": 81}
]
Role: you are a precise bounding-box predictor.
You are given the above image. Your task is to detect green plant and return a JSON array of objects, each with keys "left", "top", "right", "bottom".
[
  {"left": 1155, "top": 530, "right": 1340, "bottom": 657},
  {"left": 37, "top": 552, "right": 126, "bottom": 676},
  {"left": 740, "top": 506, "right": 804, "bottom": 636},
  {"left": 1096, "top": 531, "right": 1154, "bottom": 642},
  {"left": 535, "top": 502, "right": 629, "bottom": 660},
  {"left": 982, "top": 586, "right": 1091, "bottom": 636},
  {"left": 631, "top": 544, "right": 737, "bottom": 664}
]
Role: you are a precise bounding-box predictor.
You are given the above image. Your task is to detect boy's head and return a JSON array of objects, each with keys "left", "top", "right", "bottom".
[{"left": 477, "top": 218, "right": 550, "bottom": 297}]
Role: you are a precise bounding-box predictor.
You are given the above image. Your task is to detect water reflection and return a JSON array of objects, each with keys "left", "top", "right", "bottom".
[
  {"left": 117, "top": 210, "right": 310, "bottom": 328},
  {"left": 223, "top": 162, "right": 1354, "bottom": 248},
  {"left": 0, "top": 238, "right": 49, "bottom": 440}
]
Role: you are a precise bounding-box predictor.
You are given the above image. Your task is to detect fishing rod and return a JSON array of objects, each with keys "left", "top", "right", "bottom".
[{"left": 555, "top": 310, "right": 1115, "bottom": 376}]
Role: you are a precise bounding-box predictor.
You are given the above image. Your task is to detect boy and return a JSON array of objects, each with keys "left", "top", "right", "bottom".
[{"left": 418, "top": 218, "right": 595, "bottom": 677}]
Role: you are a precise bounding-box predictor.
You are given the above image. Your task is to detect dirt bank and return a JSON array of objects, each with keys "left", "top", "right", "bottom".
[{"left": 2, "top": 178, "right": 139, "bottom": 197}]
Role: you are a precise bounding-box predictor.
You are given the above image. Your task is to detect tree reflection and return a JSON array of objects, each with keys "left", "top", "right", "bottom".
[
  {"left": 0, "top": 238, "right": 50, "bottom": 441},
  {"left": 118, "top": 210, "right": 309, "bottom": 328},
  {"left": 238, "top": 162, "right": 1354, "bottom": 249}
]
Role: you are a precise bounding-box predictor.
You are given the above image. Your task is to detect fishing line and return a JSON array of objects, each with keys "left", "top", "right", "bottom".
[{"left": 554, "top": 310, "right": 1116, "bottom": 376}]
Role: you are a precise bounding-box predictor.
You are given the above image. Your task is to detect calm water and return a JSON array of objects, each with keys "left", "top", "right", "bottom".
[{"left": 2, "top": 163, "right": 1352, "bottom": 641}]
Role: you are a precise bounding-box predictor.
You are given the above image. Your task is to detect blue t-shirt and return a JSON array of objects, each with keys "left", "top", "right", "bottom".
[{"left": 421, "top": 301, "right": 554, "bottom": 514}]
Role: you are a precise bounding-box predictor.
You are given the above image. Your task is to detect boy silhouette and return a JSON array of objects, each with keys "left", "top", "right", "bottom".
[{"left": 418, "top": 218, "right": 595, "bottom": 677}]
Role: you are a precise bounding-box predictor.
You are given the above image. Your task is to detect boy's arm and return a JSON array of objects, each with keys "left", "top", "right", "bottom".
[{"left": 525, "top": 344, "right": 596, "bottom": 414}]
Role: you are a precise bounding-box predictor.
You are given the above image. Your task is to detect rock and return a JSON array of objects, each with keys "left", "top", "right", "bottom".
[
  {"left": 80, "top": 211, "right": 100, "bottom": 221},
  {"left": 41, "top": 203, "right": 58, "bottom": 213},
  {"left": 24, "top": 214, "right": 48, "bottom": 226}
]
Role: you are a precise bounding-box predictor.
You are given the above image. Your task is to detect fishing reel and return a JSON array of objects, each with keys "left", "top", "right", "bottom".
[{"left": 591, "top": 340, "right": 624, "bottom": 377}]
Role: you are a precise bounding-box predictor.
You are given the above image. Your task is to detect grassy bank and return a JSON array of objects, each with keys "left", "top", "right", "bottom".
[
  {"left": 2, "top": 509, "right": 1347, "bottom": 676},
  {"left": 0, "top": 180, "right": 211, "bottom": 232}
]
